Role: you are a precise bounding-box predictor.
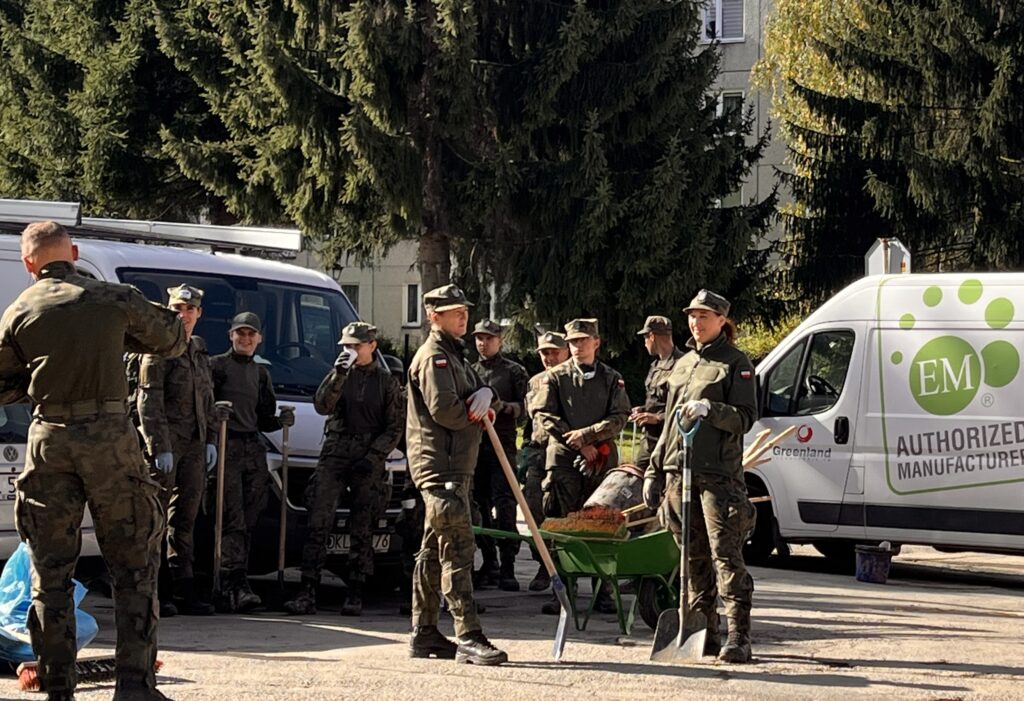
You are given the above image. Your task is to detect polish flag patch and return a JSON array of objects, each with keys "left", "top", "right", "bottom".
[
  {"left": 433, "top": 356, "right": 448, "bottom": 368},
  {"left": 617, "top": 379, "right": 625, "bottom": 387},
  {"left": 740, "top": 369, "right": 752, "bottom": 380}
]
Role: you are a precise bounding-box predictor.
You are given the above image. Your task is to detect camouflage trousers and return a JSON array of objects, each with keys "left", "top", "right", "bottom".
[
  {"left": 520, "top": 442, "right": 546, "bottom": 527},
  {"left": 473, "top": 438, "right": 519, "bottom": 567},
  {"left": 412, "top": 479, "right": 481, "bottom": 637},
  {"left": 542, "top": 466, "right": 602, "bottom": 519},
  {"left": 15, "top": 415, "right": 163, "bottom": 693},
  {"left": 301, "top": 433, "right": 385, "bottom": 583},
  {"left": 660, "top": 472, "right": 756, "bottom": 633},
  {"left": 219, "top": 434, "right": 269, "bottom": 574},
  {"left": 151, "top": 437, "right": 207, "bottom": 579}
]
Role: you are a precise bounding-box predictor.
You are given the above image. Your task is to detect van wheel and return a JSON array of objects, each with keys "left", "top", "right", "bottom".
[{"left": 743, "top": 500, "right": 776, "bottom": 565}]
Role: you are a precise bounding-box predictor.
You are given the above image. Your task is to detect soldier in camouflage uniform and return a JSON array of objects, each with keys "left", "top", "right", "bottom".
[
  {"left": 0, "top": 221, "right": 186, "bottom": 701},
  {"left": 532, "top": 318, "right": 631, "bottom": 614},
  {"left": 210, "top": 312, "right": 294, "bottom": 612},
  {"left": 284, "top": 322, "right": 404, "bottom": 617},
  {"left": 631, "top": 315, "right": 684, "bottom": 472},
  {"left": 644, "top": 290, "right": 758, "bottom": 663},
  {"left": 135, "top": 284, "right": 218, "bottom": 618},
  {"left": 470, "top": 319, "right": 528, "bottom": 592},
  {"left": 521, "top": 331, "right": 568, "bottom": 592},
  {"left": 407, "top": 285, "right": 506, "bottom": 666}
]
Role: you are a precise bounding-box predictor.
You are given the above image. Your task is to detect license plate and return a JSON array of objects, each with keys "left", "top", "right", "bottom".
[
  {"left": 1, "top": 470, "right": 18, "bottom": 502},
  {"left": 326, "top": 533, "right": 391, "bottom": 555}
]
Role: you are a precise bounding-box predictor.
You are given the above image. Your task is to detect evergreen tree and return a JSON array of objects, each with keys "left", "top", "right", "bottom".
[
  {"left": 760, "top": 0, "right": 1024, "bottom": 301},
  {"left": 0, "top": 0, "right": 217, "bottom": 219}
]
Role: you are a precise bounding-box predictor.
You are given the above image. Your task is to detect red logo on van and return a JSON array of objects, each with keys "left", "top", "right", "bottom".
[{"left": 796, "top": 425, "right": 814, "bottom": 443}]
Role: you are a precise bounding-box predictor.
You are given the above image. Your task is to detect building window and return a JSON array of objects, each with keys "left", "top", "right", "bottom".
[
  {"left": 404, "top": 283, "right": 422, "bottom": 327},
  {"left": 703, "top": 0, "right": 744, "bottom": 42},
  {"left": 719, "top": 92, "right": 745, "bottom": 119},
  {"left": 720, "top": 186, "right": 744, "bottom": 208},
  {"left": 341, "top": 284, "right": 360, "bottom": 314}
]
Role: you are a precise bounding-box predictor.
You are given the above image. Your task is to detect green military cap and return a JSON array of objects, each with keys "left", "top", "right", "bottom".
[
  {"left": 229, "top": 311, "right": 262, "bottom": 333},
  {"left": 339, "top": 321, "right": 377, "bottom": 345},
  {"left": 637, "top": 315, "right": 672, "bottom": 335},
  {"left": 472, "top": 318, "right": 503, "bottom": 337},
  {"left": 423, "top": 284, "right": 474, "bottom": 312},
  {"left": 684, "top": 289, "right": 731, "bottom": 317},
  {"left": 167, "top": 284, "right": 204, "bottom": 307},
  {"left": 564, "top": 318, "right": 599, "bottom": 341},
  {"left": 536, "top": 331, "right": 567, "bottom": 351}
]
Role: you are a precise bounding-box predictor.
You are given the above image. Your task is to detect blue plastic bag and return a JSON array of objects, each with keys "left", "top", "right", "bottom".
[{"left": 0, "top": 543, "right": 98, "bottom": 664}]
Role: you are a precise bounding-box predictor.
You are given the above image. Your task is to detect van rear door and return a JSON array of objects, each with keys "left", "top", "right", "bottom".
[{"left": 752, "top": 325, "right": 866, "bottom": 536}]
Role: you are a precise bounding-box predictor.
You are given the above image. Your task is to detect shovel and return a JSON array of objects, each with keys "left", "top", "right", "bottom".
[
  {"left": 212, "top": 400, "right": 233, "bottom": 599},
  {"left": 481, "top": 414, "right": 572, "bottom": 661},
  {"left": 277, "top": 405, "right": 296, "bottom": 596},
  {"left": 650, "top": 414, "right": 707, "bottom": 663}
]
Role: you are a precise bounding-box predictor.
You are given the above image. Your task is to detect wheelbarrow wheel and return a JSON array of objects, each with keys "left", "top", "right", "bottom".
[{"left": 637, "top": 577, "right": 678, "bottom": 631}]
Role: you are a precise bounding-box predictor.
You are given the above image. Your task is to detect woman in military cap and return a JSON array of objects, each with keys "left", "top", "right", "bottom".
[{"left": 643, "top": 289, "right": 758, "bottom": 663}]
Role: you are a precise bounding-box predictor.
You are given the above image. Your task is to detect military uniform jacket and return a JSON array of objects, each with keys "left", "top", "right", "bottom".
[
  {"left": 314, "top": 362, "right": 405, "bottom": 462},
  {"left": 647, "top": 334, "right": 757, "bottom": 481},
  {"left": 641, "top": 347, "right": 684, "bottom": 442},
  {"left": 210, "top": 351, "right": 282, "bottom": 434},
  {"left": 533, "top": 359, "right": 631, "bottom": 469},
  {"left": 136, "top": 335, "right": 217, "bottom": 455},
  {"left": 0, "top": 261, "right": 186, "bottom": 407},
  {"left": 524, "top": 371, "right": 548, "bottom": 446},
  {"left": 407, "top": 330, "right": 494, "bottom": 489},
  {"left": 472, "top": 353, "right": 528, "bottom": 449}
]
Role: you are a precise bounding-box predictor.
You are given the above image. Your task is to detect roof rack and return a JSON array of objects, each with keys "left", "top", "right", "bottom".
[{"left": 0, "top": 198, "right": 302, "bottom": 256}]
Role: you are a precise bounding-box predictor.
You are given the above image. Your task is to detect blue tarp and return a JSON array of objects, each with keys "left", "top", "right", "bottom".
[{"left": 0, "top": 543, "right": 98, "bottom": 665}]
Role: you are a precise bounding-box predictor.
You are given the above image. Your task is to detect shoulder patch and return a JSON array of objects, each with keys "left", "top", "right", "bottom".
[
  {"left": 541, "top": 375, "right": 550, "bottom": 384},
  {"left": 433, "top": 355, "right": 449, "bottom": 368},
  {"left": 740, "top": 369, "right": 753, "bottom": 380},
  {"left": 617, "top": 379, "right": 625, "bottom": 388}
]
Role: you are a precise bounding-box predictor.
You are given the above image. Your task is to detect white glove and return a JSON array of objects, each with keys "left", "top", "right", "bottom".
[
  {"left": 682, "top": 399, "right": 710, "bottom": 420},
  {"left": 335, "top": 347, "right": 358, "bottom": 370},
  {"left": 466, "top": 387, "right": 494, "bottom": 422}
]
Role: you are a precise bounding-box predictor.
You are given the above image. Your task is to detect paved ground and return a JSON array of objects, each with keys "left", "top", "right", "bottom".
[{"left": 5, "top": 545, "right": 1024, "bottom": 700}]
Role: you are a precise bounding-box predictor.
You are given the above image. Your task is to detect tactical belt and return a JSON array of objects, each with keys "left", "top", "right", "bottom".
[
  {"left": 34, "top": 399, "right": 126, "bottom": 420},
  {"left": 227, "top": 429, "right": 259, "bottom": 439}
]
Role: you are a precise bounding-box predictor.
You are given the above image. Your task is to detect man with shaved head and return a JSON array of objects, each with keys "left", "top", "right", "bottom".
[{"left": 0, "top": 221, "right": 186, "bottom": 701}]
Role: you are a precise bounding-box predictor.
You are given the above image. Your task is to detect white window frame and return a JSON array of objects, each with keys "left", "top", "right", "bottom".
[
  {"left": 402, "top": 282, "right": 422, "bottom": 328},
  {"left": 340, "top": 283, "right": 360, "bottom": 314},
  {"left": 717, "top": 91, "right": 745, "bottom": 118},
  {"left": 701, "top": 0, "right": 745, "bottom": 44}
]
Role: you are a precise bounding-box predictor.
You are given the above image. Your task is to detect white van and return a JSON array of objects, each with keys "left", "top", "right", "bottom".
[
  {"left": 745, "top": 273, "right": 1024, "bottom": 562},
  {"left": 0, "top": 216, "right": 407, "bottom": 576}
]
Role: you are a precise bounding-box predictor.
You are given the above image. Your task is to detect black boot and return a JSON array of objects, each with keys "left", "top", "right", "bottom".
[
  {"left": 703, "top": 610, "right": 722, "bottom": 657},
  {"left": 409, "top": 625, "right": 458, "bottom": 659},
  {"left": 174, "top": 578, "right": 215, "bottom": 616},
  {"left": 719, "top": 628, "right": 752, "bottom": 663},
  {"left": 340, "top": 580, "right": 362, "bottom": 616},
  {"left": 159, "top": 599, "right": 178, "bottom": 618},
  {"left": 234, "top": 571, "right": 261, "bottom": 612},
  {"left": 473, "top": 560, "right": 500, "bottom": 589},
  {"left": 283, "top": 576, "right": 318, "bottom": 615},
  {"left": 112, "top": 677, "right": 171, "bottom": 700},
  {"left": 528, "top": 563, "right": 550, "bottom": 592},
  {"left": 498, "top": 561, "right": 519, "bottom": 592},
  {"left": 47, "top": 692, "right": 75, "bottom": 701},
  {"left": 592, "top": 581, "right": 617, "bottom": 614},
  {"left": 455, "top": 630, "right": 508, "bottom": 666}
]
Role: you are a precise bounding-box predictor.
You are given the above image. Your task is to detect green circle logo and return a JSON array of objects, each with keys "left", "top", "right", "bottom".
[{"left": 909, "top": 336, "right": 980, "bottom": 415}]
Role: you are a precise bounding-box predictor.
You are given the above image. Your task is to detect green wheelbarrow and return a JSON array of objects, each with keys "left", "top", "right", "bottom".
[{"left": 474, "top": 526, "right": 680, "bottom": 635}]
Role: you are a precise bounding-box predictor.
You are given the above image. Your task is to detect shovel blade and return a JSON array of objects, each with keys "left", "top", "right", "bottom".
[
  {"left": 551, "top": 576, "right": 572, "bottom": 660},
  {"left": 650, "top": 609, "right": 708, "bottom": 663}
]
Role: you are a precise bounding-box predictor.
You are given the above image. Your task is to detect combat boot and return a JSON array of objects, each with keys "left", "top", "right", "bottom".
[
  {"left": 718, "top": 630, "right": 752, "bottom": 663},
  {"left": 112, "top": 677, "right": 171, "bottom": 700},
  {"left": 473, "top": 560, "right": 500, "bottom": 589},
  {"left": 540, "top": 592, "right": 560, "bottom": 615},
  {"left": 409, "top": 625, "right": 458, "bottom": 659},
  {"left": 283, "top": 576, "right": 318, "bottom": 615},
  {"left": 340, "top": 580, "right": 363, "bottom": 616},
  {"left": 174, "top": 578, "right": 215, "bottom": 616},
  {"left": 498, "top": 561, "right": 519, "bottom": 592},
  {"left": 234, "top": 572, "right": 261, "bottom": 612},
  {"left": 703, "top": 610, "right": 722, "bottom": 657},
  {"left": 455, "top": 630, "right": 508, "bottom": 666},
  {"left": 159, "top": 600, "right": 178, "bottom": 618},
  {"left": 528, "top": 563, "right": 550, "bottom": 592},
  {"left": 592, "top": 581, "right": 617, "bottom": 615},
  {"left": 47, "top": 692, "right": 75, "bottom": 701}
]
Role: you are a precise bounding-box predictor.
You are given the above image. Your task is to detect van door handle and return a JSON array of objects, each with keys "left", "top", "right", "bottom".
[{"left": 834, "top": 416, "right": 850, "bottom": 445}]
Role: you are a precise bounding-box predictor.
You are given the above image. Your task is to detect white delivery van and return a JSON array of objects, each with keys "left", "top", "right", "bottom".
[
  {"left": 745, "top": 273, "right": 1024, "bottom": 563},
  {"left": 0, "top": 207, "right": 407, "bottom": 577}
]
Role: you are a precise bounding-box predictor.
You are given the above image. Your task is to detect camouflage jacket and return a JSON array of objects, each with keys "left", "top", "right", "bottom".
[
  {"left": 641, "top": 347, "right": 685, "bottom": 442},
  {"left": 472, "top": 353, "right": 528, "bottom": 449},
  {"left": 648, "top": 333, "right": 757, "bottom": 481},
  {"left": 135, "top": 335, "right": 218, "bottom": 455},
  {"left": 524, "top": 371, "right": 548, "bottom": 446},
  {"left": 210, "top": 351, "right": 282, "bottom": 434},
  {"left": 314, "top": 362, "right": 405, "bottom": 463},
  {"left": 533, "top": 359, "right": 631, "bottom": 469},
  {"left": 406, "top": 329, "right": 496, "bottom": 489},
  {"left": 0, "top": 261, "right": 185, "bottom": 407}
]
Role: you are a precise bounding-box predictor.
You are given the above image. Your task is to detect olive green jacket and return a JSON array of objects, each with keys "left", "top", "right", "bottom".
[
  {"left": 406, "top": 330, "right": 496, "bottom": 489},
  {"left": 647, "top": 334, "right": 757, "bottom": 481}
]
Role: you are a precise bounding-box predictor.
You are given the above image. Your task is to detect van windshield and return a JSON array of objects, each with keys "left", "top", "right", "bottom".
[{"left": 119, "top": 268, "right": 357, "bottom": 398}]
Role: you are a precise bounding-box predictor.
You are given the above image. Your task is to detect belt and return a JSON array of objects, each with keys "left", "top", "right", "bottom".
[
  {"left": 34, "top": 399, "right": 126, "bottom": 420},
  {"left": 227, "top": 429, "right": 259, "bottom": 439}
]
